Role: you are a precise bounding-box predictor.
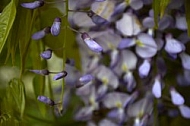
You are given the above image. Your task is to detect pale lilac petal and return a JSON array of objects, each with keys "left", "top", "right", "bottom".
[
  {"left": 155, "top": 37, "right": 164, "bottom": 50},
  {"left": 102, "top": 92, "right": 130, "bottom": 108},
  {"left": 51, "top": 17, "right": 61, "bottom": 36},
  {"left": 110, "top": 49, "right": 119, "bottom": 68},
  {"left": 116, "top": 13, "right": 141, "bottom": 36},
  {"left": 121, "top": 50, "right": 137, "bottom": 71},
  {"left": 87, "top": 11, "right": 109, "bottom": 25},
  {"left": 152, "top": 77, "right": 162, "bottom": 98},
  {"left": 99, "top": 119, "right": 117, "bottom": 126},
  {"left": 95, "top": 65, "right": 119, "bottom": 89},
  {"left": 165, "top": 35, "right": 183, "bottom": 54},
  {"left": 117, "top": 38, "right": 136, "bottom": 49},
  {"left": 123, "top": 71, "right": 136, "bottom": 92},
  {"left": 138, "top": 59, "right": 151, "bottom": 78},
  {"left": 91, "top": 0, "right": 115, "bottom": 21},
  {"left": 142, "top": 17, "right": 155, "bottom": 28},
  {"left": 127, "top": 96, "right": 153, "bottom": 117},
  {"left": 81, "top": 33, "right": 103, "bottom": 53},
  {"left": 130, "top": 0, "right": 143, "bottom": 10},
  {"left": 40, "top": 49, "right": 52, "bottom": 59},
  {"left": 37, "top": 96, "right": 55, "bottom": 106},
  {"left": 79, "top": 74, "right": 94, "bottom": 85},
  {"left": 170, "top": 87, "right": 184, "bottom": 106},
  {"left": 179, "top": 52, "right": 190, "bottom": 70},
  {"left": 32, "top": 27, "right": 50, "bottom": 40},
  {"left": 107, "top": 108, "right": 125, "bottom": 122},
  {"left": 136, "top": 33, "right": 157, "bottom": 58},
  {"left": 21, "top": 0, "right": 44, "bottom": 9},
  {"left": 97, "top": 84, "right": 108, "bottom": 98},
  {"left": 168, "top": 0, "right": 184, "bottom": 9},
  {"left": 74, "top": 106, "right": 94, "bottom": 121},
  {"left": 175, "top": 14, "right": 187, "bottom": 30},
  {"left": 179, "top": 105, "right": 190, "bottom": 119},
  {"left": 53, "top": 71, "right": 67, "bottom": 80}
]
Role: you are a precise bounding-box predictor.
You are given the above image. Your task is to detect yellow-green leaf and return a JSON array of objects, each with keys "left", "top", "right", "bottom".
[{"left": 0, "top": 0, "right": 16, "bottom": 54}]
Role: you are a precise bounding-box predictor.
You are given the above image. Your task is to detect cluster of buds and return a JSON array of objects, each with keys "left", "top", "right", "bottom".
[{"left": 20, "top": 0, "right": 190, "bottom": 125}]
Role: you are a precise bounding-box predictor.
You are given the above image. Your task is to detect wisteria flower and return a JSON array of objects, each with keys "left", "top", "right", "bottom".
[
  {"left": 21, "top": 0, "right": 44, "bottom": 9},
  {"left": 81, "top": 32, "right": 103, "bottom": 53},
  {"left": 116, "top": 12, "right": 142, "bottom": 36},
  {"left": 178, "top": 105, "right": 190, "bottom": 119},
  {"left": 51, "top": 17, "right": 62, "bottom": 36},
  {"left": 53, "top": 71, "right": 67, "bottom": 80},
  {"left": 138, "top": 59, "right": 151, "bottom": 78},
  {"left": 40, "top": 49, "right": 52, "bottom": 59},
  {"left": 152, "top": 75, "right": 162, "bottom": 98},
  {"left": 170, "top": 87, "right": 184, "bottom": 106},
  {"left": 32, "top": 27, "right": 51, "bottom": 40},
  {"left": 37, "top": 95, "right": 55, "bottom": 106},
  {"left": 179, "top": 52, "right": 190, "bottom": 70},
  {"left": 135, "top": 33, "right": 157, "bottom": 58}
]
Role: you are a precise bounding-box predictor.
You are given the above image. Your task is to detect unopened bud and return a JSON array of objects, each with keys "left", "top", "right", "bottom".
[
  {"left": 32, "top": 27, "right": 50, "bottom": 40},
  {"left": 37, "top": 95, "right": 55, "bottom": 106},
  {"left": 51, "top": 17, "right": 61, "bottom": 36},
  {"left": 53, "top": 71, "right": 67, "bottom": 80},
  {"left": 170, "top": 87, "right": 184, "bottom": 106},
  {"left": 81, "top": 32, "right": 103, "bottom": 53},
  {"left": 40, "top": 49, "right": 52, "bottom": 59},
  {"left": 21, "top": 0, "right": 44, "bottom": 9}
]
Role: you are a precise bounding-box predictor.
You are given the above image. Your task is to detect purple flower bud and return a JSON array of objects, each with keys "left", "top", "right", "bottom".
[
  {"left": 165, "top": 34, "right": 183, "bottom": 54},
  {"left": 138, "top": 59, "right": 151, "bottom": 78},
  {"left": 179, "top": 105, "right": 190, "bottom": 119},
  {"left": 179, "top": 52, "right": 190, "bottom": 70},
  {"left": 152, "top": 76, "right": 162, "bottom": 98},
  {"left": 32, "top": 27, "right": 51, "bottom": 40},
  {"left": 53, "top": 71, "right": 67, "bottom": 80},
  {"left": 79, "top": 74, "right": 94, "bottom": 84},
  {"left": 50, "top": 17, "right": 61, "bottom": 36},
  {"left": 37, "top": 95, "right": 55, "bottom": 106},
  {"left": 170, "top": 87, "right": 184, "bottom": 106},
  {"left": 21, "top": 0, "right": 44, "bottom": 9},
  {"left": 87, "top": 11, "right": 109, "bottom": 26},
  {"left": 29, "top": 69, "right": 49, "bottom": 75},
  {"left": 81, "top": 32, "right": 103, "bottom": 53},
  {"left": 40, "top": 49, "right": 52, "bottom": 59}
]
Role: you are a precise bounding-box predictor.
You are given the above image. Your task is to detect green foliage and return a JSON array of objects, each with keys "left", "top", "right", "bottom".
[
  {"left": 0, "top": 0, "right": 17, "bottom": 54},
  {"left": 1, "top": 78, "right": 25, "bottom": 125}
]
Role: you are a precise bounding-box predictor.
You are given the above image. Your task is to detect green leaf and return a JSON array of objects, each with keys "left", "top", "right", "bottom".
[
  {"left": 185, "top": 0, "right": 190, "bottom": 36},
  {"left": 1, "top": 78, "right": 26, "bottom": 124},
  {"left": 0, "top": 0, "right": 16, "bottom": 54}
]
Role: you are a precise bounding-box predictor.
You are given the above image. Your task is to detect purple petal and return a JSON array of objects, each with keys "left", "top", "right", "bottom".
[
  {"left": 130, "top": 0, "right": 143, "bottom": 10},
  {"left": 138, "top": 59, "right": 151, "bottom": 78},
  {"left": 51, "top": 17, "right": 61, "bottom": 36},
  {"left": 21, "top": 0, "right": 44, "bottom": 9},
  {"left": 164, "top": 35, "right": 183, "bottom": 54},
  {"left": 87, "top": 11, "right": 109, "bottom": 25},
  {"left": 29, "top": 69, "right": 49, "bottom": 75},
  {"left": 81, "top": 33, "right": 103, "bottom": 53},
  {"left": 142, "top": 17, "right": 155, "bottom": 28},
  {"left": 37, "top": 95, "right": 55, "bottom": 106},
  {"left": 123, "top": 71, "right": 136, "bottom": 92},
  {"left": 79, "top": 74, "right": 94, "bottom": 84},
  {"left": 74, "top": 106, "right": 93, "bottom": 121},
  {"left": 152, "top": 77, "right": 162, "bottom": 98},
  {"left": 53, "top": 71, "right": 67, "bottom": 80},
  {"left": 170, "top": 87, "right": 184, "bottom": 106},
  {"left": 32, "top": 27, "right": 50, "bottom": 40},
  {"left": 99, "top": 119, "right": 117, "bottom": 126},
  {"left": 179, "top": 52, "right": 190, "bottom": 70},
  {"left": 118, "top": 38, "right": 136, "bottom": 49},
  {"left": 40, "top": 49, "right": 52, "bottom": 59},
  {"left": 179, "top": 105, "right": 190, "bottom": 119}
]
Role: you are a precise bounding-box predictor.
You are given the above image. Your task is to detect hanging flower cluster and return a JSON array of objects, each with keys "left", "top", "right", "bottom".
[{"left": 21, "top": 0, "right": 190, "bottom": 125}]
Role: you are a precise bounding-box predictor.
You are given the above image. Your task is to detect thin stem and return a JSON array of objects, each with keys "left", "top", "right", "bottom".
[
  {"left": 67, "top": 26, "right": 83, "bottom": 34},
  {"left": 68, "top": 9, "right": 89, "bottom": 13},
  {"left": 45, "top": 0, "right": 65, "bottom": 4}
]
